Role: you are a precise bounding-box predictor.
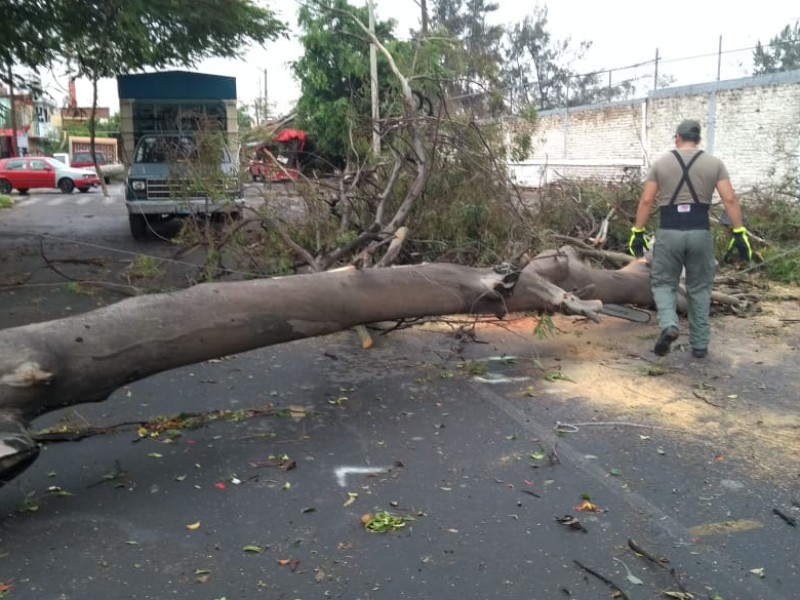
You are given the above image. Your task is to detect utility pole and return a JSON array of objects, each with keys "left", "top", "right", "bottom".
[
  {"left": 7, "top": 63, "right": 18, "bottom": 158},
  {"left": 717, "top": 35, "right": 723, "bottom": 81},
  {"left": 264, "top": 69, "right": 269, "bottom": 122},
  {"left": 654, "top": 48, "right": 660, "bottom": 92},
  {"left": 255, "top": 76, "right": 261, "bottom": 126},
  {"left": 368, "top": 0, "right": 380, "bottom": 155}
]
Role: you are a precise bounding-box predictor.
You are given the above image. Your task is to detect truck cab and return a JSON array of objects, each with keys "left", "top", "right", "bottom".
[
  {"left": 117, "top": 71, "right": 242, "bottom": 239},
  {"left": 125, "top": 133, "right": 243, "bottom": 238}
]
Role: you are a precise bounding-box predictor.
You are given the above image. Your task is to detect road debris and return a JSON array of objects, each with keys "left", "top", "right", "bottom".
[
  {"left": 572, "top": 559, "right": 629, "bottom": 599},
  {"left": 555, "top": 515, "right": 587, "bottom": 532},
  {"left": 772, "top": 507, "right": 797, "bottom": 527},
  {"left": 362, "top": 510, "right": 415, "bottom": 533}
]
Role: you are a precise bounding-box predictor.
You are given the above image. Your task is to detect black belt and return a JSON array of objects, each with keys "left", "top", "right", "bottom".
[
  {"left": 659, "top": 150, "right": 710, "bottom": 230},
  {"left": 659, "top": 203, "right": 710, "bottom": 230}
]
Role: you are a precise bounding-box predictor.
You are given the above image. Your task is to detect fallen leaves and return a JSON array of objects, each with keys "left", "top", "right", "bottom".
[
  {"left": 362, "top": 511, "right": 415, "bottom": 533},
  {"left": 575, "top": 500, "right": 604, "bottom": 513},
  {"left": 613, "top": 558, "right": 643, "bottom": 585},
  {"left": 277, "top": 558, "right": 301, "bottom": 571},
  {"left": 555, "top": 515, "right": 587, "bottom": 532},
  {"left": 343, "top": 492, "right": 358, "bottom": 507},
  {"left": 195, "top": 568, "right": 212, "bottom": 583},
  {"left": 242, "top": 545, "right": 264, "bottom": 554},
  {"left": 185, "top": 521, "right": 201, "bottom": 530}
]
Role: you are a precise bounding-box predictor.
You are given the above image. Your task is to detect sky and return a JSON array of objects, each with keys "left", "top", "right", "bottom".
[{"left": 43, "top": 0, "right": 800, "bottom": 117}]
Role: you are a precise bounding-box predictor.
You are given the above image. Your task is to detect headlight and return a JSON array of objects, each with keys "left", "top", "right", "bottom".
[{"left": 131, "top": 180, "right": 146, "bottom": 191}]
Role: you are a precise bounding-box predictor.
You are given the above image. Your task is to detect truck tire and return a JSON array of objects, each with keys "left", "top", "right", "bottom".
[
  {"left": 0, "top": 180, "right": 11, "bottom": 194},
  {"left": 129, "top": 214, "right": 148, "bottom": 239},
  {"left": 78, "top": 187, "right": 90, "bottom": 193},
  {"left": 16, "top": 189, "right": 29, "bottom": 195},
  {"left": 58, "top": 178, "right": 75, "bottom": 194}
]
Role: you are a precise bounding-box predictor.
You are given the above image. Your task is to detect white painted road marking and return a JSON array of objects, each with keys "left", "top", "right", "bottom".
[
  {"left": 473, "top": 375, "right": 531, "bottom": 384},
  {"left": 334, "top": 466, "right": 392, "bottom": 488},
  {"left": 10, "top": 195, "right": 120, "bottom": 207},
  {"left": 14, "top": 198, "right": 39, "bottom": 208}
]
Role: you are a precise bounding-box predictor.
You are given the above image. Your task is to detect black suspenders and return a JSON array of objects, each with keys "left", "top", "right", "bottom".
[{"left": 668, "top": 149, "right": 704, "bottom": 204}]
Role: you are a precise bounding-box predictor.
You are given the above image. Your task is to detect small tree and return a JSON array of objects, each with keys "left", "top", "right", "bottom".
[
  {"left": 292, "top": 0, "right": 400, "bottom": 168},
  {"left": 59, "top": 0, "right": 286, "bottom": 196},
  {"left": 753, "top": 21, "right": 800, "bottom": 74}
]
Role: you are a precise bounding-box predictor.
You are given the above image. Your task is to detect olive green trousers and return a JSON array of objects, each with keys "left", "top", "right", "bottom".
[{"left": 650, "top": 229, "right": 716, "bottom": 351}]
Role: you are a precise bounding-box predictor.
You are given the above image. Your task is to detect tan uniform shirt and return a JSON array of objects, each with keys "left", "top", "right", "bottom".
[{"left": 646, "top": 148, "right": 730, "bottom": 206}]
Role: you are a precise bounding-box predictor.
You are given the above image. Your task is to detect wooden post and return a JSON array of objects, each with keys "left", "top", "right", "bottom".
[
  {"left": 7, "top": 63, "right": 18, "bottom": 157},
  {"left": 368, "top": 0, "right": 380, "bottom": 155},
  {"left": 654, "top": 48, "right": 660, "bottom": 91}
]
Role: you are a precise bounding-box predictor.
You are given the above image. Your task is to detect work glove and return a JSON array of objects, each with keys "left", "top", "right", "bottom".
[
  {"left": 628, "top": 227, "right": 649, "bottom": 257},
  {"left": 726, "top": 227, "right": 753, "bottom": 262}
]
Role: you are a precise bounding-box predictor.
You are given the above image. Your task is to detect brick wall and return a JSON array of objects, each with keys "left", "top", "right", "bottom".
[{"left": 506, "top": 70, "right": 800, "bottom": 192}]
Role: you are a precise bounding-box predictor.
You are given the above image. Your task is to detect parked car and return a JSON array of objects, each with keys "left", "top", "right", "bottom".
[
  {"left": 70, "top": 151, "right": 125, "bottom": 184},
  {"left": 0, "top": 157, "right": 101, "bottom": 194}
]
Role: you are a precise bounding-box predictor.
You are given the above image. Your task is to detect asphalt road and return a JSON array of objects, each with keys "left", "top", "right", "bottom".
[
  {"left": 0, "top": 185, "right": 798, "bottom": 599},
  {"left": 0, "top": 182, "right": 270, "bottom": 250}
]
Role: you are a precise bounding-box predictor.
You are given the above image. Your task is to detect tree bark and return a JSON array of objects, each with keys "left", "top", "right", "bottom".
[
  {"left": 0, "top": 247, "right": 651, "bottom": 418},
  {"left": 0, "top": 247, "right": 653, "bottom": 483}
]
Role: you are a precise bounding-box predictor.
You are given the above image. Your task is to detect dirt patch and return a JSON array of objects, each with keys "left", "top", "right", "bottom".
[{"left": 451, "top": 297, "right": 800, "bottom": 486}]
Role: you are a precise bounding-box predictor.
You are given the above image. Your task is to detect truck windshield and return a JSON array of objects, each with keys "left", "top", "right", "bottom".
[
  {"left": 74, "top": 152, "right": 107, "bottom": 164},
  {"left": 134, "top": 135, "right": 231, "bottom": 165}
]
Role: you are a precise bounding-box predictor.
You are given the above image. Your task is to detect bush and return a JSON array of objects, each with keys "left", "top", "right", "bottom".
[
  {"left": 762, "top": 248, "right": 800, "bottom": 284},
  {"left": 0, "top": 195, "right": 13, "bottom": 209}
]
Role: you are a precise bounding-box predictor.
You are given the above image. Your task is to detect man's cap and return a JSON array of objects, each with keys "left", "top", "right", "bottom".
[{"left": 676, "top": 119, "right": 701, "bottom": 137}]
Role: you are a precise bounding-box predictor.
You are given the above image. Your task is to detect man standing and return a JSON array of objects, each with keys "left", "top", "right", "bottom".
[{"left": 628, "top": 119, "right": 752, "bottom": 358}]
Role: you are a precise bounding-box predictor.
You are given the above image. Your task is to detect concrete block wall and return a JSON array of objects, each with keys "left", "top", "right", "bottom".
[
  {"left": 506, "top": 70, "right": 800, "bottom": 192},
  {"left": 506, "top": 101, "right": 645, "bottom": 186},
  {"left": 713, "top": 85, "right": 800, "bottom": 191}
]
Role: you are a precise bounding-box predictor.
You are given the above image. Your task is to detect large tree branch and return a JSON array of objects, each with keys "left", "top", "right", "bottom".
[{"left": 0, "top": 248, "right": 646, "bottom": 421}]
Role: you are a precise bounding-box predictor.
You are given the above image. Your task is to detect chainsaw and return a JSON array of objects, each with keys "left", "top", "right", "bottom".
[{"left": 600, "top": 303, "right": 652, "bottom": 323}]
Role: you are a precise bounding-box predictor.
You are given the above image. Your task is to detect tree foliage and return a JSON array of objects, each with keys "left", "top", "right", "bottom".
[
  {"left": 2, "top": 0, "right": 286, "bottom": 84},
  {"left": 429, "top": 0, "right": 504, "bottom": 108},
  {"left": 500, "top": 5, "right": 632, "bottom": 112},
  {"left": 753, "top": 21, "right": 800, "bottom": 75},
  {"left": 291, "top": 0, "right": 402, "bottom": 168},
  {"left": 0, "top": 0, "right": 60, "bottom": 82},
  {"left": 61, "top": 0, "right": 286, "bottom": 80}
]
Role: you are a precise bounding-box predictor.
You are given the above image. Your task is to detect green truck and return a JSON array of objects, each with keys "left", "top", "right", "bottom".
[{"left": 117, "top": 71, "right": 243, "bottom": 239}]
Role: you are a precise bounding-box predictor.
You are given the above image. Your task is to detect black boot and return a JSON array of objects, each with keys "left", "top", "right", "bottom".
[{"left": 654, "top": 326, "right": 679, "bottom": 356}]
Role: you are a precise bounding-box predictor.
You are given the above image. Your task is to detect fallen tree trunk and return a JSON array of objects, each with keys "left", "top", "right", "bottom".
[{"left": 0, "top": 246, "right": 652, "bottom": 483}]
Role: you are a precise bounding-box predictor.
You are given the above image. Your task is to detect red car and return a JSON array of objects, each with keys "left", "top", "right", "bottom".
[
  {"left": 70, "top": 151, "right": 125, "bottom": 184},
  {"left": 0, "top": 157, "right": 101, "bottom": 194}
]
